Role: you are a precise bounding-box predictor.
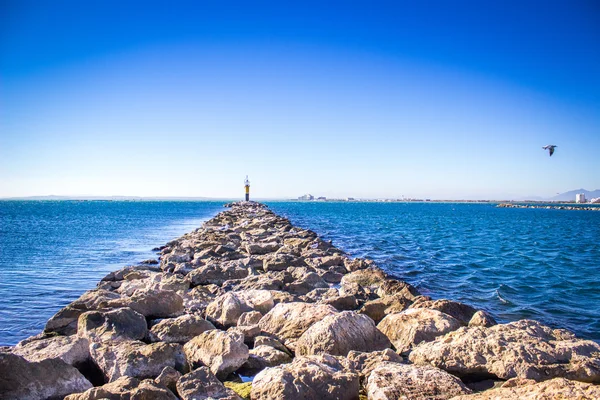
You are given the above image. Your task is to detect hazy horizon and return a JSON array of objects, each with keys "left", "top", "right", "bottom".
[{"left": 2, "top": 1, "right": 599, "bottom": 199}]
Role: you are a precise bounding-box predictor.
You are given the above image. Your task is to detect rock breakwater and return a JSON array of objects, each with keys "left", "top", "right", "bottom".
[
  {"left": 1, "top": 201, "right": 599, "bottom": 399},
  {"left": 497, "top": 203, "right": 600, "bottom": 211}
]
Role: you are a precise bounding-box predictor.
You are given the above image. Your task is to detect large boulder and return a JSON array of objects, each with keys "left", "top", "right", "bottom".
[
  {"left": 377, "top": 308, "right": 462, "bottom": 353},
  {"left": 107, "top": 289, "right": 184, "bottom": 318},
  {"left": 187, "top": 262, "right": 248, "bottom": 286},
  {"left": 345, "top": 348, "right": 403, "bottom": 380},
  {"left": 177, "top": 367, "right": 242, "bottom": 400},
  {"left": 409, "top": 319, "right": 600, "bottom": 383},
  {"left": 251, "top": 355, "right": 360, "bottom": 400},
  {"left": 366, "top": 362, "right": 472, "bottom": 400},
  {"left": 450, "top": 377, "right": 600, "bottom": 400},
  {"left": 0, "top": 353, "right": 92, "bottom": 400},
  {"left": 296, "top": 311, "right": 391, "bottom": 356},
  {"left": 359, "top": 294, "right": 413, "bottom": 324},
  {"left": 263, "top": 253, "right": 306, "bottom": 272},
  {"left": 183, "top": 330, "right": 248, "bottom": 379},
  {"left": 409, "top": 299, "right": 480, "bottom": 326},
  {"left": 90, "top": 340, "right": 187, "bottom": 382},
  {"left": 13, "top": 335, "right": 89, "bottom": 366},
  {"left": 258, "top": 302, "right": 338, "bottom": 350},
  {"left": 242, "top": 345, "right": 292, "bottom": 372},
  {"left": 44, "top": 289, "right": 121, "bottom": 335},
  {"left": 340, "top": 268, "right": 387, "bottom": 290},
  {"left": 77, "top": 307, "right": 148, "bottom": 343},
  {"left": 64, "top": 376, "right": 140, "bottom": 400},
  {"left": 206, "top": 290, "right": 274, "bottom": 328},
  {"left": 149, "top": 314, "right": 215, "bottom": 343}
]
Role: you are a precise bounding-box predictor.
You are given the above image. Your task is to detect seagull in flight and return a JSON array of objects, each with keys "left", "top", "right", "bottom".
[{"left": 542, "top": 145, "right": 557, "bottom": 156}]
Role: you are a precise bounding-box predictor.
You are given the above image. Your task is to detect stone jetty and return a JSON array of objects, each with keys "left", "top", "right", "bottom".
[
  {"left": 1, "top": 202, "right": 599, "bottom": 399},
  {"left": 497, "top": 203, "right": 600, "bottom": 211}
]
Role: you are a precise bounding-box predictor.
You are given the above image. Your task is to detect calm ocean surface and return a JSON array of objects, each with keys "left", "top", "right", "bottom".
[{"left": 1, "top": 200, "right": 599, "bottom": 346}]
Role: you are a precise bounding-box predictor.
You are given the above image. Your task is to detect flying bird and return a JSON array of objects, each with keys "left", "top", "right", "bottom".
[{"left": 542, "top": 145, "right": 557, "bottom": 156}]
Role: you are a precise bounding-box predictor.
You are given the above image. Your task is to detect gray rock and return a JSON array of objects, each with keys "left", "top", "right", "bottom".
[
  {"left": 409, "top": 298, "right": 479, "bottom": 325},
  {"left": 450, "top": 377, "right": 600, "bottom": 400},
  {"left": 154, "top": 366, "right": 181, "bottom": 394},
  {"left": 90, "top": 340, "right": 187, "bottom": 382},
  {"left": 366, "top": 362, "right": 472, "bottom": 400},
  {"left": 44, "top": 289, "right": 121, "bottom": 335},
  {"left": 468, "top": 310, "right": 497, "bottom": 327},
  {"left": 258, "top": 302, "right": 338, "bottom": 350},
  {"left": 13, "top": 335, "right": 89, "bottom": 366},
  {"left": 64, "top": 376, "right": 140, "bottom": 400},
  {"left": 108, "top": 289, "right": 184, "bottom": 318},
  {"left": 377, "top": 308, "right": 462, "bottom": 353},
  {"left": 409, "top": 319, "right": 600, "bottom": 383},
  {"left": 296, "top": 311, "right": 391, "bottom": 356},
  {"left": 242, "top": 345, "right": 292, "bottom": 372},
  {"left": 345, "top": 348, "right": 403, "bottom": 380},
  {"left": 245, "top": 242, "right": 280, "bottom": 255},
  {"left": 183, "top": 330, "right": 249, "bottom": 379},
  {"left": 251, "top": 354, "right": 360, "bottom": 400},
  {"left": 359, "top": 294, "right": 412, "bottom": 324},
  {"left": 149, "top": 314, "right": 215, "bottom": 343},
  {"left": 0, "top": 352, "right": 92, "bottom": 400},
  {"left": 177, "top": 367, "right": 242, "bottom": 400},
  {"left": 78, "top": 307, "right": 148, "bottom": 343},
  {"left": 206, "top": 290, "right": 274, "bottom": 328},
  {"left": 187, "top": 262, "right": 248, "bottom": 286}
]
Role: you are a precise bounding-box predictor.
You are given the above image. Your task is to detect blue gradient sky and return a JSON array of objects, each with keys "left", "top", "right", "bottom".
[{"left": 1, "top": 1, "right": 599, "bottom": 199}]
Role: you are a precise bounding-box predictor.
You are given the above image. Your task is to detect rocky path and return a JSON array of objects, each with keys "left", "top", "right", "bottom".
[{"left": 1, "top": 202, "right": 599, "bottom": 399}]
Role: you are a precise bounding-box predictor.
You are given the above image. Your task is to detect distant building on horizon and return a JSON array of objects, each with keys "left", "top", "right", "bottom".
[
  {"left": 298, "top": 194, "right": 314, "bottom": 201},
  {"left": 576, "top": 193, "right": 586, "bottom": 203},
  {"left": 317, "top": 196, "right": 326, "bottom": 201}
]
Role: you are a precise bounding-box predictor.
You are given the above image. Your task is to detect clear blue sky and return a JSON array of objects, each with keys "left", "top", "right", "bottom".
[{"left": 1, "top": 0, "right": 599, "bottom": 199}]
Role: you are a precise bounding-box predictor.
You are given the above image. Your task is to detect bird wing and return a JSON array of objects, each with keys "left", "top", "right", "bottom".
[{"left": 549, "top": 147, "right": 554, "bottom": 156}]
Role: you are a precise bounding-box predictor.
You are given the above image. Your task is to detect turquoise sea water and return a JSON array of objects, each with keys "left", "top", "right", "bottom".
[{"left": 1, "top": 200, "right": 599, "bottom": 346}]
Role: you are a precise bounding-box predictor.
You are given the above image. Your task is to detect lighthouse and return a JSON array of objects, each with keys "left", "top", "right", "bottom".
[{"left": 244, "top": 176, "right": 250, "bottom": 201}]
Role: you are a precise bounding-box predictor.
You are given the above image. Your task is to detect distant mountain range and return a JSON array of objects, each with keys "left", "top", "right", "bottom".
[{"left": 550, "top": 189, "right": 600, "bottom": 202}]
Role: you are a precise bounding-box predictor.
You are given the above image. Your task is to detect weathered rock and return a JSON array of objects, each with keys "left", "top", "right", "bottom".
[
  {"left": 378, "top": 308, "right": 462, "bottom": 353},
  {"left": 251, "top": 355, "right": 360, "bottom": 400},
  {"left": 409, "top": 319, "right": 600, "bottom": 383},
  {"left": 409, "top": 299, "right": 479, "bottom": 325},
  {"left": 341, "top": 268, "right": 387, "bottom": 290},
  {"left": 44, "top": 289, "right": 121, "bottom": 335},
  {"left": 101, "top": 266, "right": 160, "bottom": 282},
  {"left": 154, "top": 366, "right": 181, "bottom": 394},
  {"left": 183, "top": 330, "right": 249, "bottom": 379},
  {"left": 263, "top": 253, "right": 306, "bottom": 271},
  {"left": 13, "top": 335, "right": 89, "bottom": 366},
  {"left": 344, "top": 257, "right": 374, "bottom": 272},
  {"left": 242, "top": 345, "right": 292, "bottom": 372},
  {"left": 450, "top": 377, "right": 600, "bottom": 400},
  {"left": 90, "top": 340, "right": 187, "bottom": 382},
  {"left": 129, "top": 379, "right": 179, "bottom": 399},
  {"left": 258, "top": 302, "right": 338, "bottom": 350},
  {"left": 149, "top": 314, "right": 215, "bottom": 343},
  {"left": 206, "top": 290, "right": 274, "bottom": 328},
  {"left": 345, "top": 348, "right": 403, "bottom": 380},
  {"left": 322, "top": 294, "right": 360, "bottom": 311},
  {"left": 468, "top": 310, "right": 497, "bottom": 327},
  {"left": 253, "top": 335, "right": 292, "bottom": 357},
  {"left": 223, "top": 273, "right": 286, "bottom": 291},
  {"left": 177, "top": 367, "right": 242, "bottom": 400},
  {"left": 0, "top": 352, "right": 92, "bottom": 400},
  {"left": 359, "top": 294, "right": 412, "bottom": 324},
  {"left": 296, "top": 311, "right": 391, "bottom": 356},
  {"left": 238, "top": 310, "right": 262, "bottom": 326},
  {"left": 78, "top": 307, "right": 148, "bottom": 343},
  {"left": 108, "top": 289, "right": 184, "bottom": 318},
  {"left": 188, "top": 262, "right": 248, "bottom": 286},
  {"left": 245, "top": 242, "right": 280, "bottom": 255},
  {"left": 64, "top": 376, "right": 140, "bottom": 400},
  {"left": 366, "top": 362, "right": 472, "bottom": 400},
  {"left": 376, "top": 279, "right": 420, "bottom": 300},
  {"left": 181, "top": 285, "right": 217, "bottom": 313},
  {"left": 286, "top": 272, "right": 329, "bottom": 295}
]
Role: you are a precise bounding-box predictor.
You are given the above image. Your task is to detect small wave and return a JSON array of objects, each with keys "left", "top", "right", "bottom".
[{"left": 496, "top": 289, "right": 512, "bottom": 304}]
